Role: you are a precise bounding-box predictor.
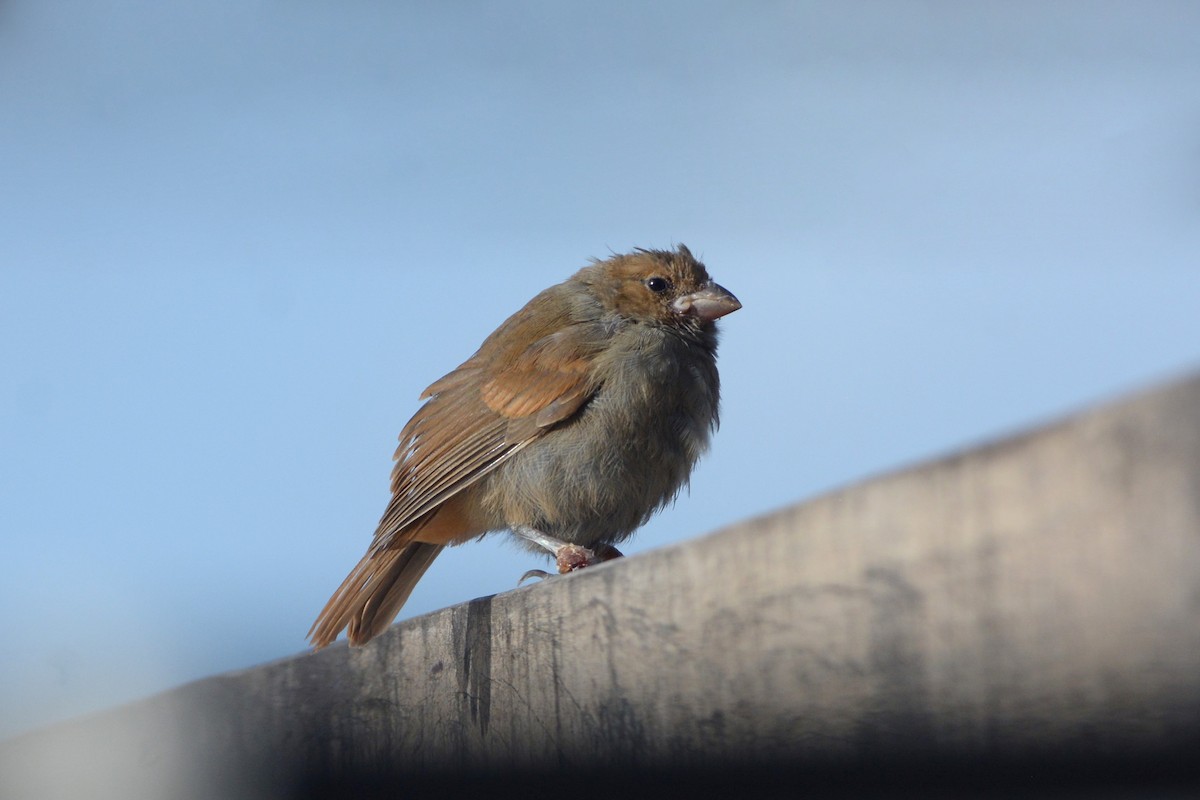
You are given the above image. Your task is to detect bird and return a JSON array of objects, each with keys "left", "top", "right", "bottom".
[{"left": 308, "top": 244, "right": 740, "bottom": 648}]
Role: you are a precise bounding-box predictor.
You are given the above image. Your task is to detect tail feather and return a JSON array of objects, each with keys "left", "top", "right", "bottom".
[{"left": 308, "top": 541, "right": 443, "bottom": 649}]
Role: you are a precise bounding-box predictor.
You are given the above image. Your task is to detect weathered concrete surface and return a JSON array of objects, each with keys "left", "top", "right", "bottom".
[{"left": 4, "top": 373, "right": 1200, "bottom": 798}]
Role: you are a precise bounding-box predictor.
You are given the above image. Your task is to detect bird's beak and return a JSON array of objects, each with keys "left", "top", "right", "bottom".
[{"left": 673, "top": 282, "right": 742, "bottom": 323}]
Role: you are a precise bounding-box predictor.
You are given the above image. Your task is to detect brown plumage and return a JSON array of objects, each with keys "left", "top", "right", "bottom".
[{"left": 309, "top": 245, "right": 740, "bottom": 648}]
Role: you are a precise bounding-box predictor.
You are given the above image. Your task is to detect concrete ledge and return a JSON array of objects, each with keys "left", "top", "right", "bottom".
[{"left": 4, "top": 373, "right": 1200, "bottom": 798}]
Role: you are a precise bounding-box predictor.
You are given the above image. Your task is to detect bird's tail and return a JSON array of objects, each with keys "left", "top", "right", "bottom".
[{"left": 308, "top": 541, "right": 443, "bottom": 649}]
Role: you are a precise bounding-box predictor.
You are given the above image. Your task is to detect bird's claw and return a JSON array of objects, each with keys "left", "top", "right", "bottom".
[{"left": 518, "top": 569, "right": 552, "bottom": 585}]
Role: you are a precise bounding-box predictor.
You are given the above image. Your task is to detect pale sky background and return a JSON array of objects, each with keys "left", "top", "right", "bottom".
[{"left": 2, "top": 2, "right": 1199, "bottom": 740}]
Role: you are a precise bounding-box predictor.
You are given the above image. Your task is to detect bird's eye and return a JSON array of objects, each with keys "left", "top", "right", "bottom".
[{"left": 645, "top": 277, "right": 671, "bottom": 293}]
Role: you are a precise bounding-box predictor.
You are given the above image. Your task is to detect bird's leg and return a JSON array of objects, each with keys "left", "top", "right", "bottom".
[{"left": 511, "top": 525, "right": 625, "bottom": 578}]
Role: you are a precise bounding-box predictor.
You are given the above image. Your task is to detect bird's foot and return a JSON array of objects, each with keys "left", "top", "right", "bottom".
[
  {"left": 557, "top": 542, "right": 624, "bottom": 572},
  {"left": 555, "top": 543, "right": 595, "bottom": 573},
  {"left": 511, "top": 526, "right": 625, "bottom": 578}
]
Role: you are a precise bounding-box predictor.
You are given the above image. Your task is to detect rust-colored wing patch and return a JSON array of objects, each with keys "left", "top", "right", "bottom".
[{"left": 370, "top": 322, "right": 602, "bottom": 553}]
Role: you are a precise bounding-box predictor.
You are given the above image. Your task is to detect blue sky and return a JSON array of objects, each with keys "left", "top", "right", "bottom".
[{"left": 2, "top": 2, "right": 1198, "bottom": 739}]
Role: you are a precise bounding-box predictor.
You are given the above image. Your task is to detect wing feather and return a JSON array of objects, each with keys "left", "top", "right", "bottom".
[{"left": 369, "top": 317, "right": 602, "bottom": 553}]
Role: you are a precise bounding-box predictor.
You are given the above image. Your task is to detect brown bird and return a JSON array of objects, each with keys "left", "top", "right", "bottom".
[{"left": 308, "top": 245, "right": 740, "bottom": 648}]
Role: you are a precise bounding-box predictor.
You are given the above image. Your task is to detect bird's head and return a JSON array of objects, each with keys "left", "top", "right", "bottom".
[{"left": 585, "top": 244, "right": 741, "bottom": 332}]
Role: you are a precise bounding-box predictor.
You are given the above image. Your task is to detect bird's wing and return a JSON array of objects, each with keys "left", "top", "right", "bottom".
[{"left": 370, "top": 322, "right": 602, "bottom": 552}]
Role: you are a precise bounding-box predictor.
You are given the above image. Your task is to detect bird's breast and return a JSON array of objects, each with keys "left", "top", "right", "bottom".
[{"left": 482, "top": 327, "right": 720, "bottom": 546}]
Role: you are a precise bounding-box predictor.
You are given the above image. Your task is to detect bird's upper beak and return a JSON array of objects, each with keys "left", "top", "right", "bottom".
[{"left": 672, "top": 282, "right": 742, "bottom": 323}]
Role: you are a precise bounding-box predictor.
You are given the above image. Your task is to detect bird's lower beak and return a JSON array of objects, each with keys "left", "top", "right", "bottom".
[{"left": 674, "top": 282, "right": 742, "bottom": 323}]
